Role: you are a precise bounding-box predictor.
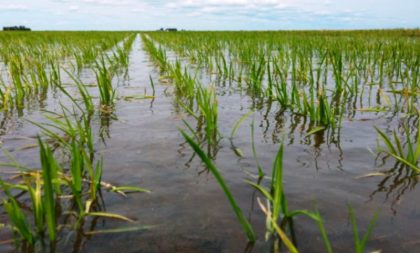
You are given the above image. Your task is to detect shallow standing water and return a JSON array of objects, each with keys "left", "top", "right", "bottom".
[{"left": 0, "top": 34, "right": 419, "bottom": 253}]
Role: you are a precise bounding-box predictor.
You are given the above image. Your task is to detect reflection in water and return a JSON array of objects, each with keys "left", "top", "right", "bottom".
[
  {"left": 370, "top": 115, "right": 420, "bottom": 214},
  {"left": 369, "top": 162, "right": 419, "bottom": 215},
  {"left": 99, "top": 113, "right": 117, "bottom": 143},
  {"left": 178, "top": 117, "right": 221, "bottom": 169},
  {"left": 257, "top": 102, "right": 345, "bottom": 171},
  {"left": 64, "top": 193, "right": 107, "bottom": 253},
  {"left": 0, "top": 111, "right": 13, "bottom": 136}
]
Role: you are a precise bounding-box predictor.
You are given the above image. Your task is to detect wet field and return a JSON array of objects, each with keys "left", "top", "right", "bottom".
[{"left": 0, "top": 32, "right": 419, "bottom": 253}]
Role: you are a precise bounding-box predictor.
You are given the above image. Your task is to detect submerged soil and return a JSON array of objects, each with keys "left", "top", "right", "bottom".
[{"left": 0, "top": 35, "right": 419, "bottom": 253}]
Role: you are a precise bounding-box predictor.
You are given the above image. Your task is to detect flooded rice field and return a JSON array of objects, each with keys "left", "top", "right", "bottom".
[{"left": 0, "top": 30, "right": 419, "bottom": 253}]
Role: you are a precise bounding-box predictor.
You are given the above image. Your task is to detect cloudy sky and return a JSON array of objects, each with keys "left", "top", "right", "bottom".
[{"left": 0, "top": 0, "right": 419, "bottom": 30}]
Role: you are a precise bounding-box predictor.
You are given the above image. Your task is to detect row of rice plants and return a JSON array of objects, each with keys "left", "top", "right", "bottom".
[
  {"left": 0, "top": 32, "right": 135, "bottom": 112},
  {"left": 0, "top": 32, "right": 147, "bottom": 252}
]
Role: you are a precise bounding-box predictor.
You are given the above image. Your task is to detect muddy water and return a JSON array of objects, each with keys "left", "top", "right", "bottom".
[{"left": 0, "top": 35, "right": 419, "bottom": 253}]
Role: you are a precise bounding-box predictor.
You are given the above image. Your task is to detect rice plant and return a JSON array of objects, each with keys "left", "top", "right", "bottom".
[
  {"left": 375, "top": 115, "right": 420, "bottom": 173},
  {"left": 180, "top": 130, "right": 256, "bottom": 243},
  {"left": 196, "top": 85, "right": 220, "bottom": 148},
  {"left": 95, "top": 56, "right": 116, "bottom": 112},
  {"left": 1, "top": 29, "right": 418, "bottom": 252}
]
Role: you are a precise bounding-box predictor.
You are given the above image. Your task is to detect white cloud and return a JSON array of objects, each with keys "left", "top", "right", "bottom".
[
  {"left": 171, "top": 0, "right": 294, "bottom": 9},
  {"left": 0, "top": 0, "right": 418, "bottom": 30},
  {"left": 81, "top": 0, "right": 131, "bottom": 6},
  {"left": 0, "top": 4, "right": 28, "bottom": 11},
  {"left": 69, "top": 5, "right": 80, "bottom": 11}
]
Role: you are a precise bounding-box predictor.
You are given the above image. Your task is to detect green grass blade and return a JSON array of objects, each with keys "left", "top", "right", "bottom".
[
  {"left": 38, "top": 137, "right": 57, "bottom": 242},
  {"left": 375, "top": 127, "right": 397, "bottom": 155},
  {"left": 180, "top": 129, "right": 256, "bottom": 242},
  {"left": 245, "top": 180, "right": 273, "bottom": 202},
  {"left": 230, "top": 110, "right": 254, "bottom": 139},
  {"left": 87, "top": 212, "right": 134, "bottom": 222}
]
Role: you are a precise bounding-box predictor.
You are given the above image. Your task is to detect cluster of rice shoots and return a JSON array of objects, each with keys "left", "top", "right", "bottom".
[{"left": 0, "top": 32, "right": 149, "bottom": 251}]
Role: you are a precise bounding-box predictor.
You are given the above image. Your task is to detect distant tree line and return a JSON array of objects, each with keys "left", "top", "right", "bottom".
[
  {"left": 3, "top": 26, "right": 31, "bottom": 31},
  {"left": 159, "top": 28, "right": 178, "bottom": 32}
]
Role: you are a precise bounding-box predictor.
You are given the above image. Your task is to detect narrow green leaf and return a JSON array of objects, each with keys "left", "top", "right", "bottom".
[{"left": 180, "top": 130, "right": 256, "bottom": 243}]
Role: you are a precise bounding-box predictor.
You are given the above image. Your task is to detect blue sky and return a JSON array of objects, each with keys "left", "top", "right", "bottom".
[{"left": 0, "top": 0, "right": 418, "bottom": 30}]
